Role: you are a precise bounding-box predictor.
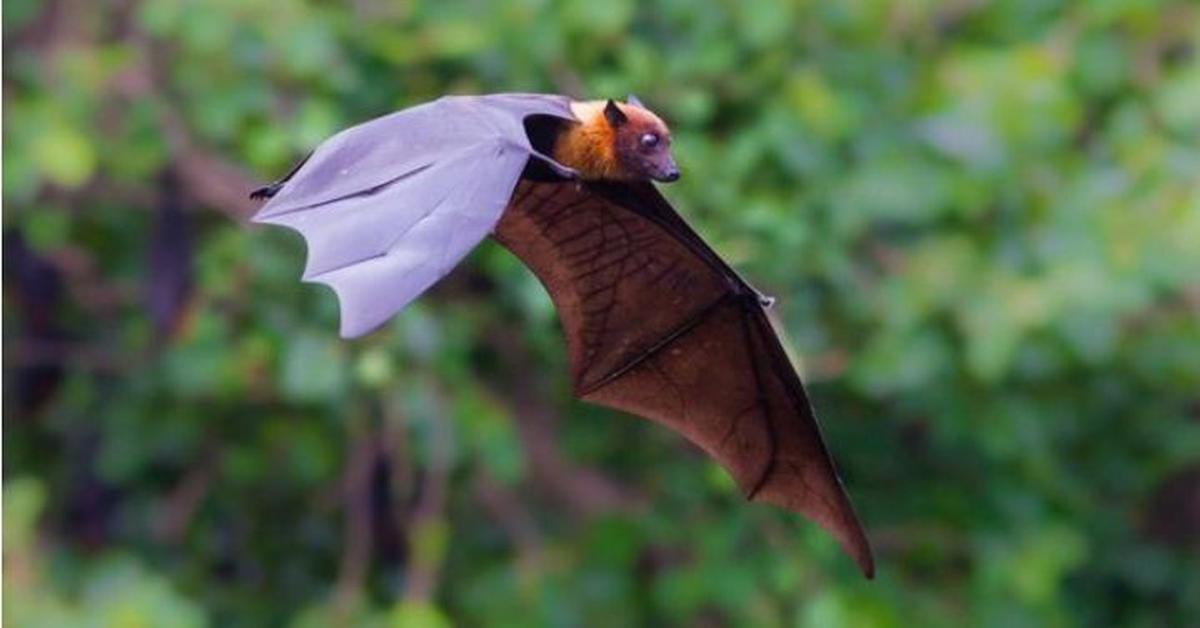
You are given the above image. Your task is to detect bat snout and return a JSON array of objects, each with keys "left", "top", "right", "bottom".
[{"left": 652, "top": 157, "right": 681, "bottom": 182}]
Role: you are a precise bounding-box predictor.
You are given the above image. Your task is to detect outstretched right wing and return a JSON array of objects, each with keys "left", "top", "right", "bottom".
[
  {"left": 494, "top": 179, "right": 874, "bottom": 577},
  {"left": 252, "top": 94, "right": 576, "bottom": 337}
]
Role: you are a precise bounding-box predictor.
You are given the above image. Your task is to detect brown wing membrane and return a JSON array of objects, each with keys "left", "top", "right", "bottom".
[{"left": 493, "top": 179, "right": 875, "bottom": 577}]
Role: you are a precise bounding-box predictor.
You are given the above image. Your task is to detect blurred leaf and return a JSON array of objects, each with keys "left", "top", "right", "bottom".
[
  {"left": 280, "top": 332, "right": 347, "bottom": 402},
  {"left": 389, "top": 602, "right": 452, "bottom": 628},
  {"left": 3, "top": 477, "right": 46, "bottom": 550},
  {"left": 31, "top": 119, "right": 96, "bottom": 188}
]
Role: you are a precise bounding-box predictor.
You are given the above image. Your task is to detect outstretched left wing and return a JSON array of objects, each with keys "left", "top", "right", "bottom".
[
  {"left": 494, "top": 179, "right": 875, "bottom": 577},
  {"left": 252, "top": 94, "right": 575, "bottom": 337}
]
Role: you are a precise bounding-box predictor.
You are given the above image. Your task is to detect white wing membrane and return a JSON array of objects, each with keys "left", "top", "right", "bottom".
[
  {"left": 306, "top": 145, "right": 526, "bottom": 337},
  {"left": 251, "top": 94, "right": 575, "bottom": 337}
]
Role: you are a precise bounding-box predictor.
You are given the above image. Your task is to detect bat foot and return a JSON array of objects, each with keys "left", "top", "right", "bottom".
[{"left": 741, "top": 290, "right": 775, "bottom": 309}]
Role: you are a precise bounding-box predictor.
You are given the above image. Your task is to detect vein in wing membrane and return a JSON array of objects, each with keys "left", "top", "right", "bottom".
[{"left": 495, "top": 181, "right": 731, "bottom": 391}]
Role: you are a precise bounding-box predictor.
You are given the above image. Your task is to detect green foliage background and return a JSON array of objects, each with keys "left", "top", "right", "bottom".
[{"left": 4, "top": 0, "right": 1199, "bottom": 626}]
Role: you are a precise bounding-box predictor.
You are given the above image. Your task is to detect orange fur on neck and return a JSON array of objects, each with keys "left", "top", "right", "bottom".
[{"left": 552, "top": 100, "right": 666, "bottom": 181}]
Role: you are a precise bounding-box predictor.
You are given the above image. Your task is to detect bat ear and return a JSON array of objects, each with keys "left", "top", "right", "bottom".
[
  {"left": 626, "top": 93, "right": 645, "bottom": 109},
  {"left": 603, "top": 99, "right": 628, "bottom": 128}
]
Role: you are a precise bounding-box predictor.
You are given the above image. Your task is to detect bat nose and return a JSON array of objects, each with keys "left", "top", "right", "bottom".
[{"left": 659, "top": 167, "right": 680, "bottom": 182}]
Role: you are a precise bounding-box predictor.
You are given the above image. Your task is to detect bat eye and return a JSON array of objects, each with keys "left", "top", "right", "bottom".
[{"left": 640, "top": 133, "right": 660, "bottom": 148}]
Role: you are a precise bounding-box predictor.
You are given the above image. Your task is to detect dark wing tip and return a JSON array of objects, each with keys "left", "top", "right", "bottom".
[
  {"left": 850, "top": 532, "right": 876, "bottom": 579},
  {"left": 754, "top": 484, "right": 876, "bottom": 579},
  {"left": 833, "top": 497, "right": 876, "bottom": 579},
  {"left": 822, "top": 491, "right": 876, "bottom": 580},
  {"left": 862, "top": 557, "right": 876, "bottom": 579}
]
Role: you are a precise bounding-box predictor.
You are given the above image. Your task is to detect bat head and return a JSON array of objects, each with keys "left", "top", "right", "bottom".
[{"left": 604, "top": 99, "right": 680, "bottom": 183}]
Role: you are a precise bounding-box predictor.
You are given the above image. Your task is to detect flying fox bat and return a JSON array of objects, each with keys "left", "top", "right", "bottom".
[{"left": 250, "top": 93, "right": 874, "bottom": 577}]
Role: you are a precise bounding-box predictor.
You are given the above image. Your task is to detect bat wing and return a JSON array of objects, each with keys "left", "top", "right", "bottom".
[
  {"left": 252, "top": 94, "right": 576, "bottom": 337},
  {"left": 494, "top": 180, "right": 875, "bottom": 577}
]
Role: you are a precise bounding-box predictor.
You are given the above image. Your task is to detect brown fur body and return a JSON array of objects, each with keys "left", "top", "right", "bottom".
[{"left": 552, "top": 100, "right": 675, "bottom": 182}]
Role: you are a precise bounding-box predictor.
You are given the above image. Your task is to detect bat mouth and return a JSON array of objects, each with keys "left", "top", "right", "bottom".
[{"left": 653, "top": 166, "right": 681, "bottom": 182}]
